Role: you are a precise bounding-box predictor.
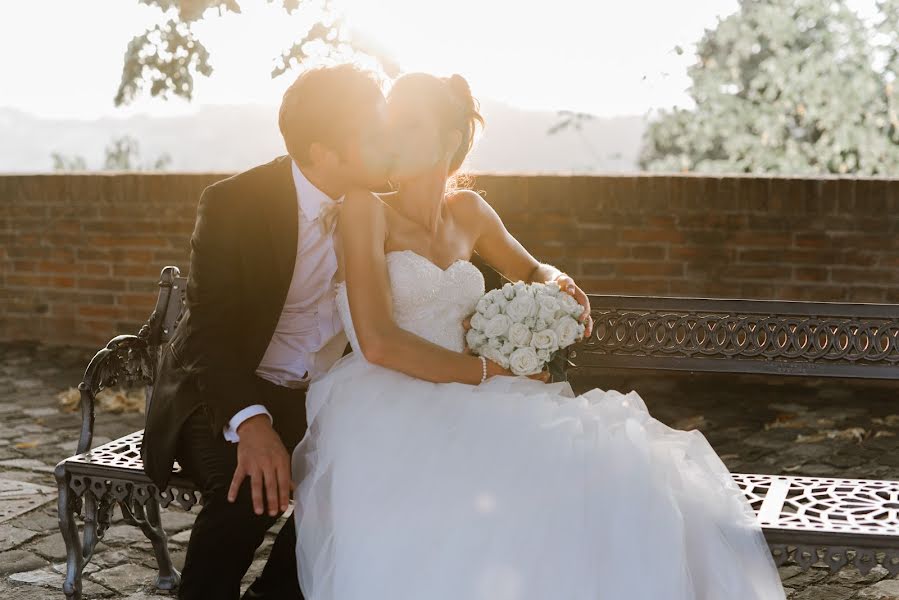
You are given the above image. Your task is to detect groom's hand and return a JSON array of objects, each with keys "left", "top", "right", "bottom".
[{"left": 228, "top": 414, "right": 293, "bottom": 517}]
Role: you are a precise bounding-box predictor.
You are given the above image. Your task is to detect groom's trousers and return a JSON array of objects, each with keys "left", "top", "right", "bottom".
[{"left": 174, "top": 374, "right": 307, "bottom": 600}]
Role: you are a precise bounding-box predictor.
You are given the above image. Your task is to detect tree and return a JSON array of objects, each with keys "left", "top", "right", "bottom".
[
  {"left": 639, "top": 0, "right": 899, "bottom": 175},
  {"left": 116, "top": 0, "right": 397, "bottom": 106},
  {"left": 52, "top": 136, "right": 172, "bottom": 172},
  {"left": 51, "top": 153, "right": 88, "bottom": 172}
]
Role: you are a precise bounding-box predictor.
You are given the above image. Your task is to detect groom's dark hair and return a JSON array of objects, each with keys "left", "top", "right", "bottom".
[{"left": 279, "top": 64, "right": 384, "bottom": 166}]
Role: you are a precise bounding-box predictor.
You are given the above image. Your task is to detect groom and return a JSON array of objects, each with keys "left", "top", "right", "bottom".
[{"left": 142, "top": 64, "right": 391, "bottom": 599}]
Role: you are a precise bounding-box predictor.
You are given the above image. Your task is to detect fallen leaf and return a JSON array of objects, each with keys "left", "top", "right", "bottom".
[
  {"left": 673, "top": 415, "right": 707, "bottom": 431},
  {"left": 57, "top": 386, "right": 145, "bottom": 414},
  {"left": 796, "top": 427, "right": 866, "bottom": 444},
  {"left": 58, "top": 387, "right": 80, "bottom": 412}
]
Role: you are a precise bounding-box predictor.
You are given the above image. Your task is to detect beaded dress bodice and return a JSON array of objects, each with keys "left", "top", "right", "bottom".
[{"left": 335, "top": 250, "right": 485, "bottom": 356}]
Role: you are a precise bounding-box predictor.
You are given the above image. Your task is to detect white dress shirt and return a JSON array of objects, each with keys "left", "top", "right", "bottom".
[{"left": 223, "top": 161, "right": 348, "bottom": 442}]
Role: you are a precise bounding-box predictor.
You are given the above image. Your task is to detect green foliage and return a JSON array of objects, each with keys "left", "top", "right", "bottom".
[
  {"left": 51, "top": 153, "right": 88, "bottom": 172},
  {"left": 116, "top": 0, "right": 396, "bottom": 106},
  {"left": 52, "top": 136, "right": 172, "bottom": 172},
  {"left": 640, "top": 0, "right": 899, "bottom": 175},
  {"left": 115, "top": 17, "right": 214, "bottom": 106}
]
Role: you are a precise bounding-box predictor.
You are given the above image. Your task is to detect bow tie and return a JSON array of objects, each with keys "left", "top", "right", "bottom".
[{"left": 318, "top": 197, "right": 344, "bottom": 236}]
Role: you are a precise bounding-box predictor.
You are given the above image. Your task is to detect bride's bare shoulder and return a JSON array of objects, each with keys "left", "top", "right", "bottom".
[
  {"left": 446, "top": 188, "right": 490, "bottom": 224},
  {"left": 446, "top": 187, "right": 484, "bottom": 205}
]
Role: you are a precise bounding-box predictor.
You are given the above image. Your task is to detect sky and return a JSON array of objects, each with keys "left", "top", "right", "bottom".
[{"left": 0, "top": 0, "right": 881, "bottom": 121}]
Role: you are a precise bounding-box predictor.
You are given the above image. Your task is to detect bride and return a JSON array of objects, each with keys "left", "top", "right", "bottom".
[{"left": 291, "top": 72, "right": 787, "bottom": 599}]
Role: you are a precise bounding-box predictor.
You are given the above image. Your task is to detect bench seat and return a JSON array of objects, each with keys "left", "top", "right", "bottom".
[
  {"left": 57, "top": 430, "right": 200, "bottom": 512},
  {"left": 732, "top": 472, "right": 899, "bottom": 574}
]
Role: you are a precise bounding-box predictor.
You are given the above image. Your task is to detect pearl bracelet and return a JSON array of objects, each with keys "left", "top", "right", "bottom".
[{"left": 479, "top": 356, "right": 488, "bottom": 383}]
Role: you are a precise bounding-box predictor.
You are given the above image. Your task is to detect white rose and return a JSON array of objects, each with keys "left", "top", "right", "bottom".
[
  {"left": 534, "top": 317, "right": 548, "bottom": 331},
  {"left": 531, "top": 328, "right": 559, "bottom": 351},
  {"left": 506, "top": 295, "right": 537, "bottom": 323},
  {"left": 560, "top": 293, "right": 582, "bottom": 317},
  {"left": 493, "top": 295, "right": 509, "bottom": 311},
  {"left": 523, "top": 315, "right": 537, "bottom": 328},
  {"left": 481, "top": 345, "right": 510, "bottom": 369},
  {"left": 530, "top": 282, "right": 546, "bottom": 296},
  {"left": 486, "top": 288, "right": 506, "bottom": 304},
  {"left": 553, "top": 315, "right": 582, "bottom": 347},
  {"left": 536, "top": 347, "right": 552, "bottom": 362},
  {"left": 537, "top": 305, "right": 557, "bottom": 323},
  {"left": 470, "top": 312, "right": 486, "bottom": 331},
  {"left": 507, "top": 322, "right": 533, "bottom": 347},
  {"left": 476, "top": 295, "right": 493, "bottom": 315},
  {"left": 484, "top": 302, "right": 501, "bottom": 319},
  {"left": 501, "top": 340, "right": 516, "bottom": 356},
  {"left": 509, "top": 347, "right": 542, "bottom": 376},
  {"left": 544, "top": 281, "right": 561, "bottom": 296},
  {"left": 483, "top": 314, "right": 512, "bottom": 338},
  {"left": 502, "top": 282, "right": 516, "bottom": 300},
  {"left": 512, "top": 281, "right": 528, "bottom": 297},
  {"left": 466, "top": 328, "right": 487, "bottom": 351},
  {"left": 538, "top": 295, "right": 560, "bottom": 312}
]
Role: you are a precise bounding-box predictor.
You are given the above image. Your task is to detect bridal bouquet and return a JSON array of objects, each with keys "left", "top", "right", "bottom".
[{"left": 465, "top": 281, "right": 587, "bottom": 376}]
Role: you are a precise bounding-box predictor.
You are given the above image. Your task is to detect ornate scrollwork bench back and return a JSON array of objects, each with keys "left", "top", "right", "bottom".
[
  {"left": 570, "top": 294, "right": 899, "bottom": 379},
  {"left": 566, "top": 294, "right": 899, "bottom": 575},
  {"left": 54, "top": 266, "right": 192, "bottom": 600}
]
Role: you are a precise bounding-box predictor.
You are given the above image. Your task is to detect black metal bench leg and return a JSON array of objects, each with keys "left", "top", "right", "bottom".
[
  {"left": 55, "top": 467, "right": 83, "bottom": 600},
  {"left": 134, "top": 496, "right": 181, "bottom": 591}
]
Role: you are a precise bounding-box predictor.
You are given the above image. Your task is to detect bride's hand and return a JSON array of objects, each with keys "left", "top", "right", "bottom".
[
  {"left": 529, "top": 370, "right": 552, "bottom": 383},
  {"left": 484, "top": 357, "right": 551, "bottom": 383},
  {"left": 461, "top": 314, "right": 475, "bottom": 355},
  {"left": 552, "top": 273, "right": 593, "bottom": 338}
]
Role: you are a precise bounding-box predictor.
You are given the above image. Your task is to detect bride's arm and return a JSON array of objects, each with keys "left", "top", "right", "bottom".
[
  {"left": 453, "top": 190, "right": 593, "bottom": 337},
  {"left": 338, "top": 189, "right": 510, "bottom": 384}
]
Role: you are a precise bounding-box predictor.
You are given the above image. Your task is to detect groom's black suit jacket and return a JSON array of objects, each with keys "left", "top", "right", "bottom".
[{"left": 142, "top": 154, "right": 348, "bottom": 490}]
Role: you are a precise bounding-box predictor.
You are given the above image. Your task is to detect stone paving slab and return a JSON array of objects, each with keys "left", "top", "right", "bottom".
[
  {"left": 0, "top": 477, "right": 56, "bottom": 523},
  {"left": 1, "top": 340, "right": 899, "bottom": 598}
]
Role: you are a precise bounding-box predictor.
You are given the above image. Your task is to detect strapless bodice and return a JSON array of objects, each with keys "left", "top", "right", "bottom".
[{"left": 335, "top": 250, "right": 486, "bottom": 356}]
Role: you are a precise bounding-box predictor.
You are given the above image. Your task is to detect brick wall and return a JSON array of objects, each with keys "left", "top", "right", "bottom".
[{"left": 2, "top": 172, "right": 898, "bottom": 348}]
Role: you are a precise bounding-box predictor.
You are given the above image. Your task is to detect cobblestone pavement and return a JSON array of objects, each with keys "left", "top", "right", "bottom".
[{"left": 2, "top": 340, "right": 899, "bottom": 599}]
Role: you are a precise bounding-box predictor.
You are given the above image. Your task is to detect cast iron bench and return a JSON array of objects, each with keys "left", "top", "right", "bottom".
[
  {"left": 54, "top": 266, "right": 194, "bottom": 600},
  {"left": 55, "top": 267, "right": 899, "bottom": 598},
  {"left": 567, "top": 294, "right": 899, "bottom": 576}
]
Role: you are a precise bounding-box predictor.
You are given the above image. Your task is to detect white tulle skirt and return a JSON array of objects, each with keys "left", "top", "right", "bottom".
[{"left": 291, "top": 352, "right": 786, "bottom": 600}]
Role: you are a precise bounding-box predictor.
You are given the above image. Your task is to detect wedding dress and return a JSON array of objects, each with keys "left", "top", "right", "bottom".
[{"left": 291, "top": 249, "right": 786, "bottom": 600}]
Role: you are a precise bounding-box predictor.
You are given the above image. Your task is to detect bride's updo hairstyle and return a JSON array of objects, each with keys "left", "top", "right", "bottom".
[{"left": 388, "top": 72, "right": 484, "bottom": 177}]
